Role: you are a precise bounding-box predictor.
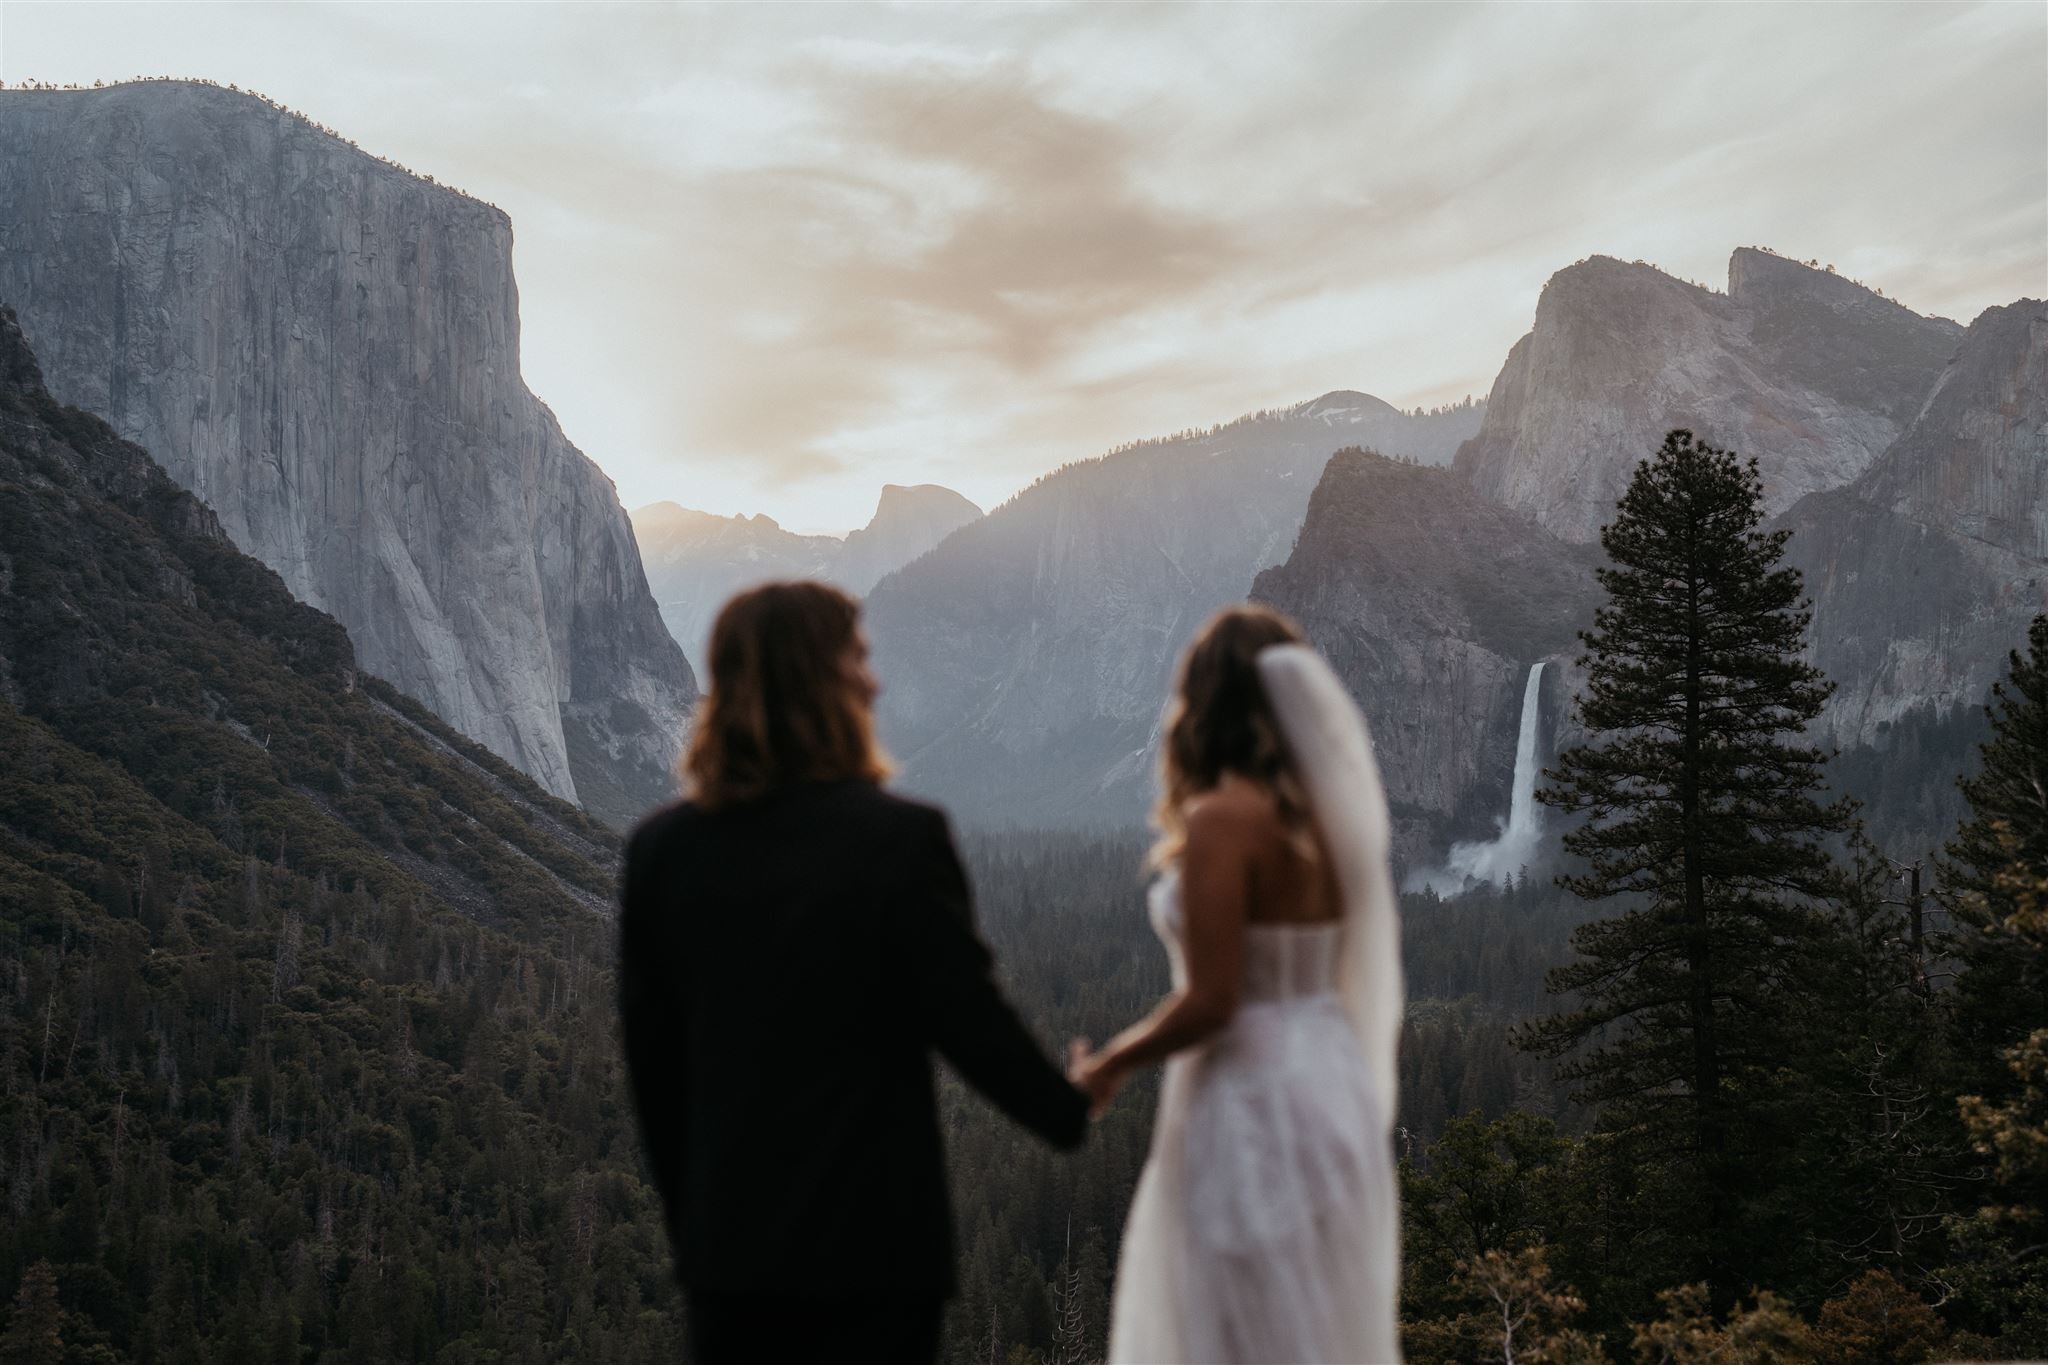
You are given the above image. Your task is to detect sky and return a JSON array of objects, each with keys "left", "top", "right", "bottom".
[{"left": 4, "top": 3, "right": 2043, "bottom": 534}]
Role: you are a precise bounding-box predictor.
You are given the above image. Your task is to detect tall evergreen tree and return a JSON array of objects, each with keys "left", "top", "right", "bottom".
[
  {"left": 1524, "top": 429, "right": 1852, "bottom": 1302},
  {"left": 1942, "top": 615, "right": 2048, "bottom": 1088},
  {"left": 1946, "top": 616, "right": 2048, "bottom": 893},
  {"left": 0, "top": 1262, "right": 65, "bottom": 1365},
  {"left": 1796, "top": 841, "right": 1963, "bottom": 1290},
  {"left": 1944, "top": 858, "right": 2048, "bottom": 1353}
]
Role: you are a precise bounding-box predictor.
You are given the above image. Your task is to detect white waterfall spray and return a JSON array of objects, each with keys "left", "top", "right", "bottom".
[{"left": 1410, "top": 662, "right": 1546, "bottom": 895}]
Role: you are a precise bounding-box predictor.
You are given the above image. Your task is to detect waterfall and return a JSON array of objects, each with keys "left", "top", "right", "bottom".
[
  {"left": 1410, "top": 662, "right": 1546, "bottom": 895},
  {"left": 1500, "top": 661, "right": 1546, "bottom": 859}
]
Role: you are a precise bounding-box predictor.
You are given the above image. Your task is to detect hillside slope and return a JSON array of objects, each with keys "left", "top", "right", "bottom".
[{"left": 0, "top": 305, "right": 685, "bottom": 1358}]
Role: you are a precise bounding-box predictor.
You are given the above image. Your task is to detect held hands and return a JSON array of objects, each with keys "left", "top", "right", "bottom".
[{"left": 1067, "top": 1038, "right": 1130, "bottom": 1119}]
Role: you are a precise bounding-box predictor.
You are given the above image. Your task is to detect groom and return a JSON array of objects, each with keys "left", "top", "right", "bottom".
[{"left": 618, "top": 581, "right": 1088, "bottom": 1364}]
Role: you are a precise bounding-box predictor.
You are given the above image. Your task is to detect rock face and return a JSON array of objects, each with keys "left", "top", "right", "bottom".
[
  {"left": 863, "top": 394, "right": 1485, "bottom": 827},
  {"left": 1780, "top": 298, "right": 2048, "bottom": 749},
  {"left": 1250, "top": 448, "right": 1599, "bottom": 865},
  {"left": 0, "top": 82, "right": 694, "bottom": 827},
  {"left": 632, "top": 503, "right": 840, "bottom": 671},
  {"left": 0, "top": 302, "right": 619, "bottom": 920},
  {"left": 1456, "top": 250, "right": 1964, "bottom": 543},
  {"left": 836, "top": 483, "right": 983, "bottom": 594}
]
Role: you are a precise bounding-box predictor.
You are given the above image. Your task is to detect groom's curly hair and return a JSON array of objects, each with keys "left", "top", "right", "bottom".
[
  {"left": 1151, "top": 605, "right": 1318, "bottom": 869},
  {"left": 683, "top": 581, "right": 891, "bottom": 810}
]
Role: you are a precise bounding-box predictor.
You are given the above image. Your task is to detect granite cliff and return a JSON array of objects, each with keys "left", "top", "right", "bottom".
[
  {"left": 863, "top": 394, "right": 1485, "bottom": 826},
  {"left": 1251, "top": 448, "right": 1599, "bottom": 865},
  {"left": 836, "top": 483, "right": 983, "bottom": 593},
  {"left": 1456, "top": 249, "right": 1964, "bottom": 543},
  {"left": 0, "top": 302, "right": 618, "bottom": 921},
  {"left": 0, "top": 81, "right": 694, "bottom": 826},
  {"left": 1781, "top": 298, "right": 2048, "bottom": 750}
]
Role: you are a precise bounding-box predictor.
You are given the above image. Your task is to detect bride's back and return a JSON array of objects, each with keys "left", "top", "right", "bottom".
[{"left": 1184, "top": 774, "right": 1341, "bottom": 928}]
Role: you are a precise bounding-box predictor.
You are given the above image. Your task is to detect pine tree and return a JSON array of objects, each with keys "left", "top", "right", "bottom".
[
  {"left": 1524, "top": 430, "right": 1851, "bottom": 1301},
  {"left": 1944, "top": 858, "right": 2048, "bottom": 1352},
  {"left": 0, "top": 1262, "right": 65, "bottom": 1365},
  {"left": 1942, "top": 615, "right": 2048, "bottom": 1088},
  {"left": 1795, "top": 842, "right": 1962, "bottom": 1288},
  {"left": 1946, "top": 616, "right": 2048, "bottom": 893}
]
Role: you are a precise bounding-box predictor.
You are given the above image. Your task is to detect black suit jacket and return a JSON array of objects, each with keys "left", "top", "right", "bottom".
[{"left": 618, "top": 780, "right": 1088, "bottom": 1296}]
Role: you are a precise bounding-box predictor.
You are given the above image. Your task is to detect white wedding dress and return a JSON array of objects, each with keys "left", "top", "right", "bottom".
[{"left": 1108, "top": 645, "right": 1405, "bottom": 1365}]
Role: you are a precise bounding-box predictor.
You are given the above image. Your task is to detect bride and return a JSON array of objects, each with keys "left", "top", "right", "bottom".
[{"left": 1069, "top": 605, "right": 1404, "bottom": 1364}]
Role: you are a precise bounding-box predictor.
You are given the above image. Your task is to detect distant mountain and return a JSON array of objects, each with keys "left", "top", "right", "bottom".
[
  {"left": 1456, "top": 249, "right": 1964, "bottom": 543},
  {"left": 1780, "top": 297, "right": 2048, "bottom": 750},
  {"left": 863, "top": 394, "right": 1486, "bottom": 827},
  {"left": 1251, "top": 447, "right": 1599, "bottom": 867},
  {"left": 632, "top": 503, "right": 840, "bottom": 670},
  {"left": 632, "top": 483, "right": 982, "bottom": 670},
  {"left": 837, "top": 483, "right": 984, "bottom": 593},
  {"left": 0, "top": 81, "right": 694, "bottom": 826}
]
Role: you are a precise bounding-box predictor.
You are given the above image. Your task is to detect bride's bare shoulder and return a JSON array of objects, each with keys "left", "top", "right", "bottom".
[{"left": 1182, "top": 777, "right": 1285, "bottom": 847}]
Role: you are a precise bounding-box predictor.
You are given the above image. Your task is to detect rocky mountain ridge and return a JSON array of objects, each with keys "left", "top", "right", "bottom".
[
  {"left": 1250, "top": 447, "right": 1599, "bottom": 866},
  {"left": 1455, "top": 249, "right": 1964, "bottom": 543},
  {"left": 863, "top": 394, "right": 1487, "bottom": 826},
  {"left": 1781, "top": 297, "right": 2048, "bottom": 750},
  {"left": 633, "top": 482, "right": 982, "bottom": 670},
  {"left": 0, "top": 81, "right": 694, "bottom": 827}
]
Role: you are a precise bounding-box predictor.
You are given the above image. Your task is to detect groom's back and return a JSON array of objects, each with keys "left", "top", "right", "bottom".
[{"left": 619, "top": 778, "right": 970, "bottom": 1294}]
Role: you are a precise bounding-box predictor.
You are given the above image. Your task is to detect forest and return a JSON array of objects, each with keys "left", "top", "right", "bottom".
[{"left": 0, "top": 302, "right": 2042, "bottom": 1363}]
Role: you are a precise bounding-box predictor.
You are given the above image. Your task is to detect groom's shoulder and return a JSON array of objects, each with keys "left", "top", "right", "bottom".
[
  {"left": 829, "top": 782, "right": 952, "bottom": 840},
  {"left": 624, "top": 798, "right": 702, "bottom": 862},
  {"left": 625, "top": 783, "right": 951, "bottom": 844}
]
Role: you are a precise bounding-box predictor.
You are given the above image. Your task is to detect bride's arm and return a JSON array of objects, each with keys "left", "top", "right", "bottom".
[{"left": 1073, "top": 794, "right": 1255, "bottom": 1111}]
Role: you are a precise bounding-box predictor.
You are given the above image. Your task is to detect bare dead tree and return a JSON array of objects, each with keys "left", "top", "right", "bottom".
[
  {"left": 1051, "top": 1215, "right": 1089, "bottom": 1365},
  {"left": 271, "top": 907, "right": 303, "bottom": 1002}
]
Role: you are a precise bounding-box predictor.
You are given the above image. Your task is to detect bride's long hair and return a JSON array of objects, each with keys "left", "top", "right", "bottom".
[{"left": 1149, "top": 605, "right": 1319, "bottom": 869}]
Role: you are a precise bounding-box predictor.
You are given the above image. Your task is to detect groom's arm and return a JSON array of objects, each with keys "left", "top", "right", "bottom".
[{"left": 897, "top": 809, "right": 1089, "bottom": 1150}]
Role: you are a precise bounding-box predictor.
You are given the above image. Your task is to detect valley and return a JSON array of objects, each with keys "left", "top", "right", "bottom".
[{"left": 0, "top": 69, "right": 2041, "bottom": 1365}]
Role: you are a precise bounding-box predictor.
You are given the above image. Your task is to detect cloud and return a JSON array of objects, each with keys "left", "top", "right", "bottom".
[{"left": 5, "top": 1, "right": 2043, "bottom": 529}]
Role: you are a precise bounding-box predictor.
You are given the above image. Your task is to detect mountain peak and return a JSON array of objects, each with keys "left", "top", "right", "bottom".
[
  {"left": 869, "top": 483, "right": 982, "bottom": 523},
  {"left": 0, "top": 81, "right": 507, "bottom": 224},
  {"left": 1537, "top": 254, "right": 1716, "bottom": 314},
  {"left": 629, "top": 499, "right": 693, "bottom": 522},
  {"left": 1296, "top": 390, "right": 1402, "bottom": 422},
  {"left": 1726, "top": 245, "right": 1922, "bottom": 318},
  {"left": 839, "top": 484, "right": 982, "bottom": 594},
  {"left": 1462, "top": 245, "right": 1964, "bottom": 544}
]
